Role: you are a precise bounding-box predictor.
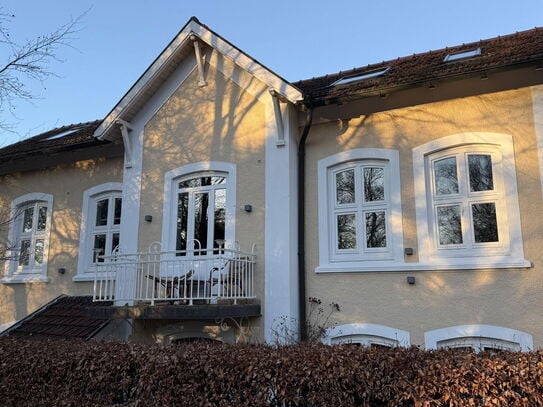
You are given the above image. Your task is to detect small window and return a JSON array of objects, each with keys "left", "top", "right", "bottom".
[
  {"left": 1, "top": 193, "right": 53, "bottom": 283},
  {"left": 75, "top": 183, "right": 122, "bottom": 281},
  {"left": 323, "top": 323, "right": 410, "bottom": 347},
  {"left": 425, "top": 325, "right": 533, "bottom": 352},
  {"left": 443, "top": 47, "right": 481, "bottom": 62},
  {"left": 333, "top": 67, "right": 390, "bottom": 86}
]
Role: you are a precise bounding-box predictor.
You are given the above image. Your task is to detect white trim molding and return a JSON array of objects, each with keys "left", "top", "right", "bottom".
[
  {"left": 74, "top": 182, "right": 123, "bottom": 282},
  {"left": 323, "top": 323, "right": 410, "bottom": 347},
  {"left": 264, "top": 102, "right": 299, "bottom": 342},
  {"left": 413, "top": 132, "right": 530, "bottom": 270},
  {"left": 317, "top": 148, "right": 405, "bottom": 273},
  {"left": 425, "top": 324, "right": 533, "bottom": 352},
  {"left": 94, "top": 18, "right": 302, "bottom": 141},
  {"left": 1, "top": 192, "right": 53, "bottom": 284},
  {"left": 161, "top": 161, "right": 237, "bottom": 252}
]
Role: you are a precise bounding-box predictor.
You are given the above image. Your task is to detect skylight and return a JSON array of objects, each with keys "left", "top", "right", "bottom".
[
  {"left": 38, "top": 129, "right": 75, "bottom": 142},
  {"left": 333, "top": 67, "right": 390, "bottom": 86},
  {"left": 443, "top": 47, "right": 481, "bottom": 62}
]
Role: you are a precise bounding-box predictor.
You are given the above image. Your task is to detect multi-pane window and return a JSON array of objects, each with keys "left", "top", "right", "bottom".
[
  {"left": 331, "top": 161, "right": 391, "bottom": 260},
  {"left": 91, "top": 194, "right": 122, "bottom": 263},
  {"left": 175, "top": 174, "right": 227, "bottom": 256},
  {"left": 429, "top": 148, "right": 504, "bottom": 252},
  {"left": 17, "top": 201, "right": 49, "bottom": 271}
]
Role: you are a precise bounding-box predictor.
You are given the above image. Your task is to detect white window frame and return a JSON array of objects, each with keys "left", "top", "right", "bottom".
[
  {"left": 317, "top": 149, "right": 404, "bottom": 273},
  {"left": 413, "top": 133, "right": 530, "bottom": 270},
  {"left": 74, "top": 182, "right": 122, "bottom": 282},
  {"left": 161, "top": 162, "right": 236, "bottom": 255},
  {"left": 1, "top": 192, "right": 53, "bottom": 283},
  {"left": 425, "top": 324, "right": 533, "bottom": 352},
  {"left": 323, "top": 323, "right": 410, "bottom": 347}
]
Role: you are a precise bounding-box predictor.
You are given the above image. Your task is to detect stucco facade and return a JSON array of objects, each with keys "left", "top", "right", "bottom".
[
  {"left": 0, "top": 18, "right": 541, "bottom": 348},
  {"left": 305, "top": 87, "right": 543, "bottom": 347},
  {"left": 0, "top": 156, "right": 123, "bottom": 326}
]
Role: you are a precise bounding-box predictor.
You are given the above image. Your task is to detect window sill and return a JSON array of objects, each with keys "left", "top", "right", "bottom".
[
  {"left": 316, "top": 258, "right": 532, "bottom": 273},
  {"left": 0, "top": 274, "right": 49, "bottom": 284}
]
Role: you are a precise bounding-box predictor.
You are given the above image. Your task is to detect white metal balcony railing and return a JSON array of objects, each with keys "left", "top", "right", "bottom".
[{"left": 93, "top": 242, "right": 256, "bottom": 305}]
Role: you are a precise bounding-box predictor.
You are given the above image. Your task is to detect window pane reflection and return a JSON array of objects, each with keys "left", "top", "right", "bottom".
[
  {"left": 93, "top": 234, "right": 106, "bottom": 263},
  {"left": 213, "top": 189, "right": 226, "bottom": 253},
  {"left": 95, "top": 199, "right": 109, "bottom": 226},
  {"left": 176, "top": 192, "right": 188, "bottom": 255},
  {"left": 194, "top": 192, "right": 209, "bottom": 255},
  {"left": 434, "top": 157, "right": 459, "bottom": 195},
  {"left": 468, "top": 155, "right": 494, "bottom": 192},
  {"left": 364, "top": 167, "right": 385, "bottom": 202},
  {"left": 437, "top": 205, "right": 463, "bottom": 245},
  {"left": 472, "top": 203, "right": 498, "bottom": 243},
  {"left": 22, "top": 207, "right": 34, "bottom": 233},
  {"left": 113, "top": 198, "right": 122, "bottom": 225},
  {"left": 336, "top": 169, "right": 355, "bottom": 204},
  {"left": 178, "top": 176, "right": 226, "bottom": 189},
  {"left": 337, "top": 214, "right": 356, "bottom": 250},
  {"left": 34, "top": 239, "right": 44, "bottom": 264},
  {"left": 37, "top": 206, "right": 47, "bottom": 231},
  {"left": 19, "top": 240, "right": 31, "bottom": 266},
  {"left": 365, "top": 211, "right": 386, "bottom": 248}
]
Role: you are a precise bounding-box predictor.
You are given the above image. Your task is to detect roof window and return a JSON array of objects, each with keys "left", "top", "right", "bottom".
[
  {"left": 443, "top": 47, "right": 481, "bottom": 62},
  {"left": 333, "top": 67, "right": 390, "bottom": 86}
]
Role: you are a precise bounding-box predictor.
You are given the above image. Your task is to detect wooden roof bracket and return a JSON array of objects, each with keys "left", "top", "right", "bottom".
[
  {"left": 191, "top": 35, "right": 207, "bottom": 87},
  {"left": 269, "top": 89, "right": 285, "bottom": 146},
  {"left": 116, "top": 119, "right": 133, "bottom": 169}
]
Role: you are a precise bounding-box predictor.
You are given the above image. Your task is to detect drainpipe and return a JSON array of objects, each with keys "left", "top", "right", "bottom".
[{"left": 298, "top": 105, "right": 313, "bottom": 341}]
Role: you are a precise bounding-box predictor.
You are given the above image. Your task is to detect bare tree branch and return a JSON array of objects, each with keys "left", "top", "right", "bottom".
[{"left": 0, "top": 9, "right": 85, "bottom": 133}]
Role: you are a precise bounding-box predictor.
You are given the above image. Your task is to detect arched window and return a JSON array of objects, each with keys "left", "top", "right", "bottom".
[
  {"left": 74, "top": 183, "right": 122, "bottom": 281},
  {"left": 2, "top": 192, "right": 53, "bottom": 283},
  {"left": 317, "top": 149, "right": 404, "bottom": 272},
  {"left": 413, "top": 133, "right": 529, "bottom": 269},
  {"left": 162, "top": 162, "right": 236, "bottom": 255},
  {"left": 424, "top": 325, "right": 533, "bottom": 352},
  {"left": 175, "top": 173, "right": 227, "bottom": 256},
  {"left": 323, "top": 323, "right": 410, "bottom": 348}
]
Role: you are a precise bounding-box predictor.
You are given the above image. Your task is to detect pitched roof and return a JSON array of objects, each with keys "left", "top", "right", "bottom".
[
  {"left": 294, "top": 27, "right": 543, "bottom": 106},
  {"left": 2, "top": 295, "right": 113, "bottom": 340},
  {"left": 0, "top": 121, "right": 122, "bottom": 175}
]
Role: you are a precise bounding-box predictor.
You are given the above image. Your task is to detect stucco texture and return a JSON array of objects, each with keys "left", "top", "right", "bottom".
[
  {"left": 0, "top": 157, "right": 123, "bottom": 325},
  {"left": 139, "top": 59, "right": 266, "bottom": 337},
  {"left": 305, "top": 88, "right": 543, "bottom": 347}
]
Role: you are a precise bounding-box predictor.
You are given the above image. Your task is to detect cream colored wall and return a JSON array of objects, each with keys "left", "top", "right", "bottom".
[
  {"left": 305, "top": 88, "right": 543, "bottom": 347},
  {"left": 138, "top": 59, "right": 267, "bottom": 335},
  {"left": 0, "top": 157, "right": 123, "bottom": 325}
]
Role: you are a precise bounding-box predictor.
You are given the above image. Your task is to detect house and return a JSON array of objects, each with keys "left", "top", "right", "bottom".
[{"left": 1, "top": 17, "right": 542, "bottom": 350}]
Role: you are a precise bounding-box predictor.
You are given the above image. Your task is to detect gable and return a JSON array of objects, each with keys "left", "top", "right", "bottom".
[{"left": 94, "top": 17, "right": 303, "bottom": 141}]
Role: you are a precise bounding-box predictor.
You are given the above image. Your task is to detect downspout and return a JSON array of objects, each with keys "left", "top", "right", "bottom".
[{"left": 298, "top": 104, "right": 313, "bottom": 341}]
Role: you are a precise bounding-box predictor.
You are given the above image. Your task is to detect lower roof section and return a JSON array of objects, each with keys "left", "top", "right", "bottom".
[{"left": 2, "top": 295, "right": 113, "bottom": 340}]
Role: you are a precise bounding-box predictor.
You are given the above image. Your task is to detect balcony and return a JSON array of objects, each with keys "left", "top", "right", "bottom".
[{"left": 92, "top": 245, "right": 257, "bottom": 309}]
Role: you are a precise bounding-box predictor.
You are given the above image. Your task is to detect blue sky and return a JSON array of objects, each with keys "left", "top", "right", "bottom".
[{"left": 1, "top": 0, "right": 542, "bottom": 146}]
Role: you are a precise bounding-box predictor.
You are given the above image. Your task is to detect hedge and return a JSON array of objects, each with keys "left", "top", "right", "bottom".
[{"left": 0, "top": 337, "right": 542, "bottom": 406}]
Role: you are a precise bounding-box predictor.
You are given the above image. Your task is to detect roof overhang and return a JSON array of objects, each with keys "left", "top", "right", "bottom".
[{"left": 94, "top": 18, "right": 303, "bottom": 141}]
